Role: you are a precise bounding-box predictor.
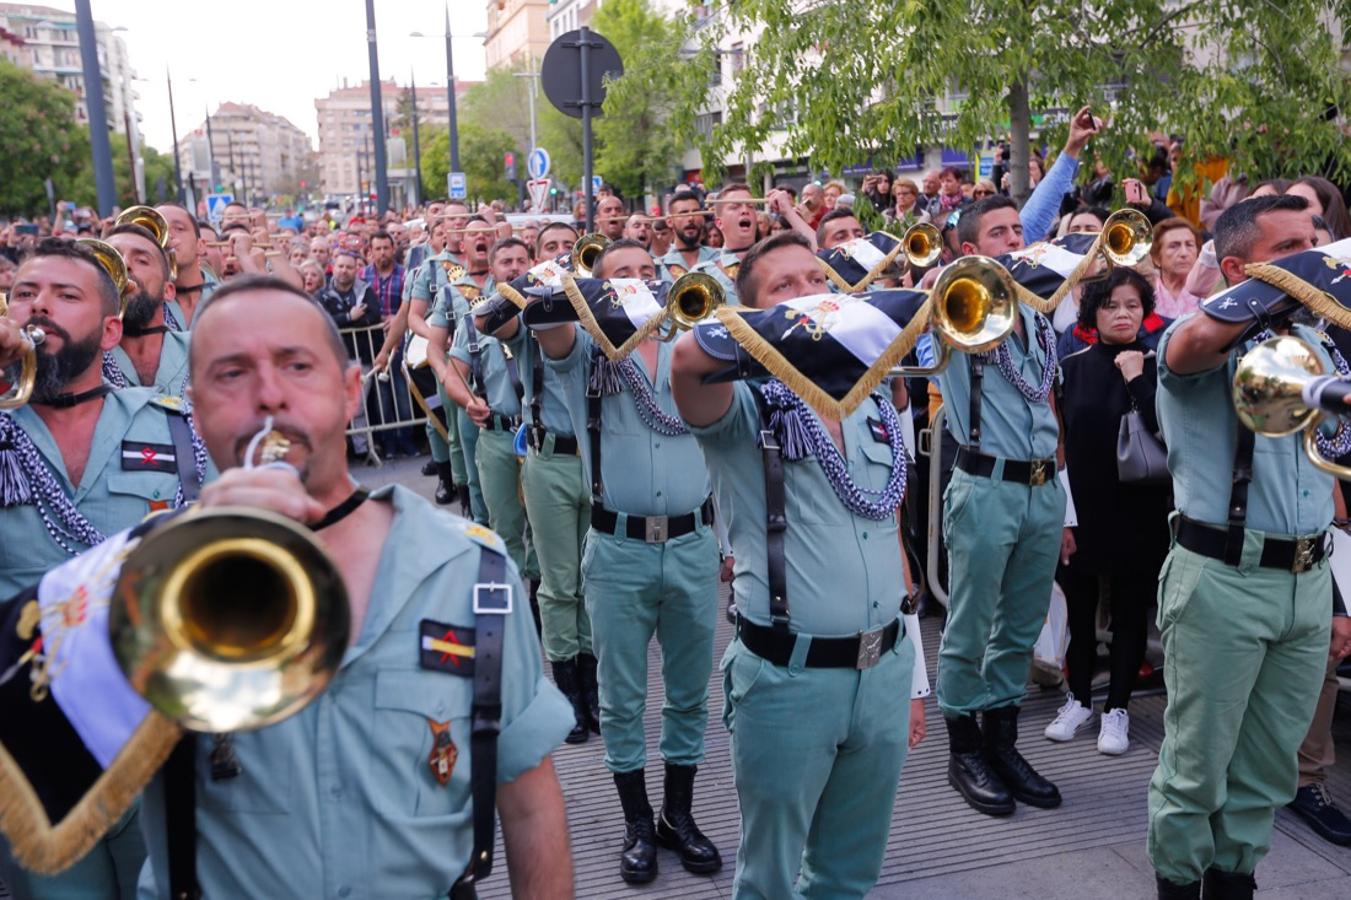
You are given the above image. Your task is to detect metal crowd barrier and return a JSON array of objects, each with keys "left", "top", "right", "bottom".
[{"left": 338, "top": 322, "right": 427, "bottom": 466}]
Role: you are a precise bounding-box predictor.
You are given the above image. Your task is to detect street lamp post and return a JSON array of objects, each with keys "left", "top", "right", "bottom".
[
  {"left": 166, "top": 68, "right": 183, "bottom": 201},
  {"left": 74, "top": 0, "right": 115, "bottom": 215},
  {"left": 411, "top": 22, "right": 485, "bottom": 185},
  {"left": 410, "top": 70, "right": 422, "bottom": 207},
  {"left": 365, "top": 0, "right": 389, "bottom": 215}
]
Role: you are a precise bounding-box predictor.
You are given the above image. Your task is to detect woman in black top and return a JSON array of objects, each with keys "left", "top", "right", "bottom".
[{"left": 1045, "top": 267, "right": 1172, "bottom": 756}]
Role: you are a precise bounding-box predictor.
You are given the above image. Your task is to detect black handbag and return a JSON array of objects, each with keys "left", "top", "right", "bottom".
[{"left": 1116, "top": 405, "right": 1170, "bottom": 485}]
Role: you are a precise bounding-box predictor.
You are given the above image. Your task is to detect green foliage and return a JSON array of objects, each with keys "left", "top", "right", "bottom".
[
  {"left": 592, "top": 0, "right": 708, "bottom": 202},
  {"left": 457, "top": 65, "right": 583, "bottom": 191},
  {"left": 687, "top": 1, "right": 1351, "bottom": 201},
  {"left": 420, "top": 121, "right": 520, "bottom": 205},
  {"left": 0, "top": 59, "right": 88, "bottom": 215}
]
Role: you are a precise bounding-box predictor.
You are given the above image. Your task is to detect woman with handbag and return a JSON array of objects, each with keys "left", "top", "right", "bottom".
[{"left": 1045, "top": 267, "right": 1173, "bottom": 755}]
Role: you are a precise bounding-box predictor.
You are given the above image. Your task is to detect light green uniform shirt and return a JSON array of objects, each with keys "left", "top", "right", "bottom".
[
  {"left": 690, "top": 249, "right": 744, "bottom": 306},
  {"left": 172, "top": 264, "right": 219, "bottom": 330},
  {"left": 657, "top": 245, "right": 719, "bottom": 284},
  {"left": 938, "top": 303, "right": 1059, "bottom": 460},
  {"left": 429, "top": 275, "right": 495, "bottom": 330},
  {"left": 548, "top": 331, "right": 710, "bottom": 516},
  {"left": 0, "top": 390, "right": 207, "bottom": 597},
  {"left": 508, "top": 329, "right": 581, "bottom": 438},
  {"left": 689, "top": 383, "right": 905, "bottom": 636},
  {"left": 109, "top": 329, "right": 191, "bottom": 397},
  {"left": 450, "top": 313, "right": 522, "bottom": 420},
  {"left": 1157, "top": 319, "right": 1334, "bottom": 536},
  {"left": 410, "top": 250, "right": 460, "bottom": 304},
  {"left": 136, "top": 484, "right": 574, "bottom": 899}
]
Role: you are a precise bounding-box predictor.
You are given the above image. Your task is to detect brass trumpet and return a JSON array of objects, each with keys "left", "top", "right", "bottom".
[
  {"left": 572, "top": 233, "right": 609, "bottom": 278},
  {"left": 0, "top": 292, "right": 46, "bottom": 411},
  {"left": 109, "top": 425, "right": 350, "bottom": 733},
  {"left": 1099, "top": 208, "right": 1152, "bottom": 268},
  {"left": 77, "top": 238, "right": 135, "bottom": 318},
  {"left": 659, "top": 272, "right": 726, "bottom": 340},
  {"left": 1233, "top": 335, "right": 1351, "bottom": 479},
  {"left": 900, "top": 222, "right": 943, "bottom": 269},
  {"left": 114, "top": 205, "right": 178, "bottom": 281},
  {"left": 892, "top": 256, "right": 1018, "bottom": 376}
]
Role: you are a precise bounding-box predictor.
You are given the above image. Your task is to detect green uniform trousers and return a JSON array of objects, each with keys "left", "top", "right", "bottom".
[
  {"left": 424, "top": 417, "right": 449, "bottom": 463},
  {"left": 475, "top": 427, "right": 538, "bottom": 580},
  {"left": 722, "top": 630, "right": 914, "bottom": 899},
  {"left": 455, "top": 408, "right": 488, "bottom": 524},
  {"left": 0, "top": 805, "right": 143, "bottom": 899},
  {"left": 521, "top": 442, "right": 592, "bottom": 661},
  {"left": 936, "top": 466, "right": 1065, "bottom": 717},
  {"left": 1147, "top": 539, "right": 1331, "bottom": 884},
  {"left": 436, "top": 381, "right": 468, "bottom": 485},
  {"left": 581, "top": 524, "right": 718, "bottom": 773}
]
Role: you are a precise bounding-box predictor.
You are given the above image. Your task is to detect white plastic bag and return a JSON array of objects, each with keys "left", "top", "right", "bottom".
[{"left": 1033, "top": 581, "right": 1070, "bottom": 671}]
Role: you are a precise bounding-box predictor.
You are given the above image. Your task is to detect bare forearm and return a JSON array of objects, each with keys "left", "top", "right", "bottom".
[
  {"left": 443, "top": 358, "right": 474, "bottom": 409},
  {"left": 409, "top": 299, "right": 432, "bottom": 339},
  {"left": 498, "top": 759, "right": 573, "bottom": 900},
  {"left": 671, "top": 331, "right": 733, "bottom": 427},
  {"left": 427, "top": 327, "right": 450, "bottom": 380},
  {"left": 535, "top": 323, "right": 576, "bottom": 361},
  {"left": 377, "top": 305, "right": 410, "bottom": 358}
]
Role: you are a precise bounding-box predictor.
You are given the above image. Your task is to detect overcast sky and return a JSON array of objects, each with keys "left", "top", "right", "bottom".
[{"left": 37, "top": 1, "right": 491, "bottom": 153}]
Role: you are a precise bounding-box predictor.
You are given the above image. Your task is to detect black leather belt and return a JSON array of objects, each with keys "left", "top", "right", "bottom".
[
  {"left": 591, "top": 498, "right": 714, "bottom": 544},
  {"left": 956, "top": 447, "right": 1056, "bottom": 487},
  {"left": 527, "top": 428, "right": 578, "bottom": 455},
  {"left": 737, "top": 616, "right": 902, "bottom": 670},
  {"left": 1176, "top": 516, "right": 1326, "bottom": 574},
  {"left": 481, "top": 413, "right": 520, "bottom": 432}
]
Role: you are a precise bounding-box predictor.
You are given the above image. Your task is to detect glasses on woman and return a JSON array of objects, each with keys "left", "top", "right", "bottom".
[{"left": 973, "top": 188, "right": 995, "bottom": 199}]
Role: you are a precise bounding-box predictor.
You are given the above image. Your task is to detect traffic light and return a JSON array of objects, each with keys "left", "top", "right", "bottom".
[{"left": 504, "top": 151, "right": 517, "bottom": 182}]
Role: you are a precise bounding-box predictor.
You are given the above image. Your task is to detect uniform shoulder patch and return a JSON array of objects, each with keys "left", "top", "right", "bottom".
[
  {"left": 443, "top": 262, "right": 466, "bottom": 281},
  {"left": 459, "top": 284, "right": 482, "bottom": 302},
  {"left": 459, "top": 521, "right": 504, "bottom": 552},
  {"left": 866, "top": 416, "right": 890, "bottom": 444},
  {"left": 419, "top": 618, "right": 476, "bottom": 675},
  {"left": 149, "top": 395, "right": 186, "bottom": 414}
]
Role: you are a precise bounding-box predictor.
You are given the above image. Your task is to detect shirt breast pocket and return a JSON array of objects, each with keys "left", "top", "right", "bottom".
[
  {"left": 857, "top": 438, "right": 898, "bottom": 492},
  {"left": 373, "top": 669, "right": 473, "bottom": 819},
  {"left": 104, "top": 472, "right": 175, "bottom": 518}
]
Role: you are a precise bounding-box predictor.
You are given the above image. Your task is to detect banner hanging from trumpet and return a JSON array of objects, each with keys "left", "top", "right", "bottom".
[
  {"left": 997, "top": 209, "right": 1152, "bottom": 313},
  {"left": 0, "top": 528, "right": 181, "bottom": 876},
  {"left": 524, "top": 274, "right": 673, "bottom": 360},
  {"left": 817, "top": 231, "right": 907, "bottom": 293},
  {"left": 1200, "top": 237, "right": 1351, "bottom": 334},
  {"left": 694, "top": 289, "right": 930, "bottom": 420}
]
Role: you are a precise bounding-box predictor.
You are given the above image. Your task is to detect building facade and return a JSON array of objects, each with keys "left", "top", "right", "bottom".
[
  {"left": 484, "top": 0, "right": 550, "bottom": 70},
  {"left": 178, "top": 102, "right": 315, "bottom": 203}
]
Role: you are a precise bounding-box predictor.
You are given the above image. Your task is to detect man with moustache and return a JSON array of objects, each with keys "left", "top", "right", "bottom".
[
  {"left": 155, "top": 203, "right": 219, "bottom": 329},
  {"left": 596, "top": 195, "right": 628, "bottom": 241},
  {"left": 104, "top": 225, "right": 192, "bottom": 397},
  {"left": 657, "top": 189, "right": 718, "bottom": 281},
  {"left": 622, "top": 213, "right": 653, "bottom": 250},
  {"left": 0, "top": 240, "right": 209, "bottom": 898}
]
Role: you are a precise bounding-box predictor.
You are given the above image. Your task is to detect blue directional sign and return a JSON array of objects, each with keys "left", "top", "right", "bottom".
[
  {"left": 205, "top": 192, "right": 234, "bottom": 222},
  {"left": 447, "top": 171, "right": 467, "bottom": 200},
  {"left": 527, "top": 148, "right": 551, "bottom": 181}
]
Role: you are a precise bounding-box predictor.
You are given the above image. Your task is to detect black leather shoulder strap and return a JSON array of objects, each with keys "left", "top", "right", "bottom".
[
  {"left": 751, "top": 388, "right": 790, "bottom": 634},
  {"left": 165, "top": 410, "right": 201, "bottom": 503},
  {"left": 164, "top": 734, "right": 200, "bottom": 900},
  {"left": 454, "top": 547, "right": 509, "bottom": 895},
  {"left": 968, "top": 357, "right": 985, "bottom": 449},
  {"left": 1225, "top": 419, "right": 1256, "bottom": 565}
]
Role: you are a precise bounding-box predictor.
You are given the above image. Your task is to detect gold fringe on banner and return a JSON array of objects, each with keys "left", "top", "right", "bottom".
[
  {"left": 0, "top": 712, "right": 180, "bottom": 875},
  {"left": 561, "top": 273, "right": 669, "bottom": 361},
  {"left": 1016, "top": 232, "right": 1106, "bottom": 314},
  {"left": 715, "top": 296, "right": 933, "bottom": 421},
  {"left": 1245, "top": 263, "right": 1351, "bottom": 331},
  {"left": 498, "top": 283, "right": 530, "bottom": 310}
]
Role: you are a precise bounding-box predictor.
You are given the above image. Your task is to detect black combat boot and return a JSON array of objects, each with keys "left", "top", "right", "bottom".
[
  {"left": 1156, "top": 874, "right": 1201, "bottom": 899},
  {"left": 945, "top": 713, "right": 1015, "bottom": 816},
  {"left": 457, "top": 484, "right": 472, "bottom": 518},
  {"left": 655, "top": 763, "right": 722, "bottom": 874},
  {"left": 981, "top": 705, "right": 1062, "bottom": 808},
  {"left": 576, "top": 651, "right": 601, "bottom": 734},
  {"left": 1202, "top": 868, "right": 1255, "bottom": 900},
  {"left": 421, "top": 458, "right": 437, "bottom": 477},
  {"left": 434, "top": 462, "right": 453, "bottom": 505},
  {"left": 549, "top": 659, "right": 589, "bottom": 745},
  {"left": 613, "top": 769, "right": 658, "bottom": 884}
]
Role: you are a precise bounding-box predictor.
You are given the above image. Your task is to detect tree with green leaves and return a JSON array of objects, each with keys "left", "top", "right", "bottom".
[
  {"left": 0, "top": 59, "right": 89, "bottom": 215},
  {"left": 592, "top": 0, "right": 709, "bottom": 204},
  {"left": 687, "top": 1, "right": 1351, "bottom": 203},
  {"left": 457, "top": 66, "right": 583, "bottom": 193},
  {"left": 420, "top": 121, "right": 520, "bottom": 205}
]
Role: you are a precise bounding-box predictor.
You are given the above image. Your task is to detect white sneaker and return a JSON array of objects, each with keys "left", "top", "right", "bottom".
[
  {"left": 1044, "top": 693, "right": 1094, "bottom": 742},
  {"left": 1098, "top": 708, "right": 1130, "bottom": 756}
]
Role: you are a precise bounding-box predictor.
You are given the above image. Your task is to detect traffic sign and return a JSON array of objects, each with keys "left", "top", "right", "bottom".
[
  {"left": 205, "top": 192, "right": 234, "bottom": 222},
  {"left": 592, "top": 175, "right": 604, "bottom": 194},
  {"left": 527, "top": 178, "right": 551, "bottom": 213},
  {"left": 527, "top": 148, "right": 551, "bottom": 180},
  {"left": 447, "top": 172, "right": 467, "bottom": 200},
  {"left": 541, "top": 30, "right": 624, "bottom": 121}
]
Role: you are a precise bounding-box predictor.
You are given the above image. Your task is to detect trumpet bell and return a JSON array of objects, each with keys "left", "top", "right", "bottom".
[
  {"left": 1100, "top": 208, "right": 1152, "bottom": 268},
  {"left": 114, "top": 205, "right": 178, "bottom": 282},
  {"left": 110, "top": 507, "right": 350, "bottom": 733},
  {"left": 902, "top": 222, "right": 943, "bottom": 269},
  {"left": 667, "top": 272, "right": 725, "bottom": 332},
  {"left": 1232, "top": 335, "right": 1325, "bottom": 436},
  {"left": 931, "top": 256, "right": 1018, "bottom": 354},
  {"left": 572, "top": 233, "right": 609, "bottom": 278},
  {"left": 0, "top": 292, "right": 45, "bottom": 410}
]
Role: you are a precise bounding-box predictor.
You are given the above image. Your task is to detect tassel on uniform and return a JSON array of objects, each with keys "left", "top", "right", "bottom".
[
  {"left": 0, "top": 442, "right": 31, "bottom": 508},
  {"left": 766, "top": 401, "right": 812, "bottom": 461},
  {"left": 587, "top": 350, "right": 625, "bottom": 397}
]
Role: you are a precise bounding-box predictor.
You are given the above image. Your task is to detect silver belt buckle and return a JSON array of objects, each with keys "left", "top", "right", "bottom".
[
  {"left": 856, "top": 625, "right": 884, "bottom": 669},
  {"left": 644, "top": 515, "right": 669, "bottom": 544},
  {"left": 1292, "top": 537, "right": 1316, "bottom": 573}
]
